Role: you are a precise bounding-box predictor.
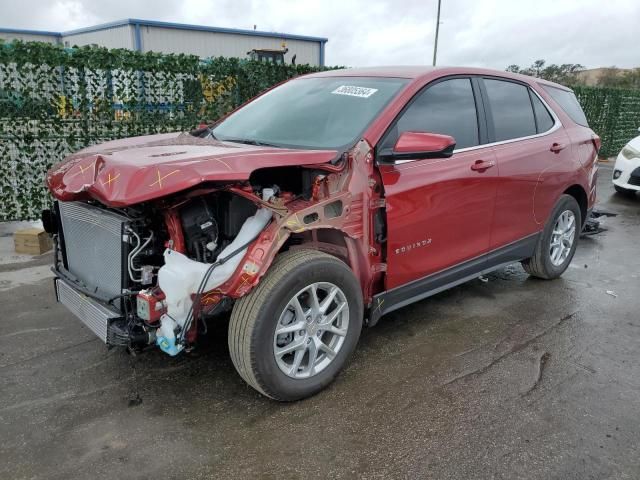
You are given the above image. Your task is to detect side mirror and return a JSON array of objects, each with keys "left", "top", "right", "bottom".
[{"left": 379, "top": 132, "right": 456, "bottom": 162}]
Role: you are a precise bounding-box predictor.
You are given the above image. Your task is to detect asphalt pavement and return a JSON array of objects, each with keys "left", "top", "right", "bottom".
[{"left": 1, "top": 163, "right": 638, "bottom": 479}]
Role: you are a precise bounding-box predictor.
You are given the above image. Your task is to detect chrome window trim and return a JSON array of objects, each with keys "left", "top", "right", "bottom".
[
  {"left": 455, "top": 87, "right": 562, "bottom": 153},
  {"left": 393, "top": 85, "right": 563, "bottom": 165}
]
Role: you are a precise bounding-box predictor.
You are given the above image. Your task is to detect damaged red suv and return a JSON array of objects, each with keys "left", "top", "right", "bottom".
[{"left": 45, "top": 67, "right": 599, "bottom": 400}]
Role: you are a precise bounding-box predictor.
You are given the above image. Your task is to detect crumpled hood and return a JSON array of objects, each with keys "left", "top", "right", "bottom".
[{"left": 46, "top": 132, "right": 338, "bottom": 207}]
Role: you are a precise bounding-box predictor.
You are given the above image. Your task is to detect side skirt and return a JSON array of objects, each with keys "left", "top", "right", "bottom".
[{"left": 367, "top": 233, "right": 540, "bottom": 326}]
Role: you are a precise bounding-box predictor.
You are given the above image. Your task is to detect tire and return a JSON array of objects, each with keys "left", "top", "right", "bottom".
[
  {"left": 521, "top": 194, "right": 581, "bottom": 280},
  {"left": 228, "top": 249, "right": 363, "bottom": 401},
  {"left": 614, "top": 185, "right": 636, "bottom": 196}
]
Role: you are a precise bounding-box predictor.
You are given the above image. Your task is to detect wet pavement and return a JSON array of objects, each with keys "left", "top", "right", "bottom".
[{"left": 1, "top": 163, "right": 639, "bottom": 479}]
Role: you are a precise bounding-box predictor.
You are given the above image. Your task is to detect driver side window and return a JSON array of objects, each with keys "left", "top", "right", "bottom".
[{"left": 383, "top": 78, "right": 480, "bottom": 151}]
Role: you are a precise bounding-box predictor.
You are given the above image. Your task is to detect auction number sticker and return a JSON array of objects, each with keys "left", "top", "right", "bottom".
[{"left": 331, "top": 85, "right": 378, "bottom": 98}]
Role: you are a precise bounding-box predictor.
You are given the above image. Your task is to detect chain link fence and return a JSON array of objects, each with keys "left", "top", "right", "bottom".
[{"left": 1, "top": 40, "right": 639, "bottom": 221}]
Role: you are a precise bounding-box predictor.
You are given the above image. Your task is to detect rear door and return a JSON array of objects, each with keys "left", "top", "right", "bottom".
[
  {"left": 542, "top": 85, "right": 599, "bottom": 210},
  {"left": 377, "top": 77, "right": 498, "bottom": 289},
  {"left": 480, "top": 77, "right": 573, "bottom": 249}
]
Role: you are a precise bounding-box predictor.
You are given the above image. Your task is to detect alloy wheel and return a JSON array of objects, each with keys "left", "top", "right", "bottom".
[
  {"left": 273, "top": 282, "right": 349, "bottom": 379},
  {"left": 549, "top": 210, "right": 576, "bottom": 266}
]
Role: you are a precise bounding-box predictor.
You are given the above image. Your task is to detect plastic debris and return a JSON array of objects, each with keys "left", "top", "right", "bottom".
[
  {"left": 156, "top": 189, "right": 275, "bottom": 356},
  {"left": 582, "top": 208, "right": 618, "bottom": 237},
  {"left": 606, "top": 290, "right": 618, "bottom": 298}
]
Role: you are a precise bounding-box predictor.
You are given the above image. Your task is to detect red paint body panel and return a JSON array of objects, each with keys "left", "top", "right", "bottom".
[
  {"left": 379, "top": 146, "right": 499, "bottom": 289},
  {"left": 46, "top": 132, "right": 337, "bottom": 207},
  {"left": 563, "top": 124, "right": 599, "bottom": 207},
  {"left": 357, "top": 67, "right": 597, "bottom": 290},
  {"left": 393, "top": 132, "right": 455, "bottom": 154},
  {"left": 535, "top": 85, "right": 598, "bottom": 211},
  {"left": 488, "top": 129, "right": 575, "bottom": 249}
]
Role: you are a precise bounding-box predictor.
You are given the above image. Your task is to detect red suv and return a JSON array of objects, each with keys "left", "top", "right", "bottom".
[{"left": 45, "top": 67, "right": 599, "bottom": 400}]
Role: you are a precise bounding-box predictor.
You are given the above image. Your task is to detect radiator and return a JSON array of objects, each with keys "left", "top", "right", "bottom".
[{"left": 58, "top": 201, "right": 127, "bottom": 300}]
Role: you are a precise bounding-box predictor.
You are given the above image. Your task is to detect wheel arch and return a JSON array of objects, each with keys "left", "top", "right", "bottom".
[
  {"left": 279, "top": 227, "right": 371, "bottom": 297},
  {"left": 563, "top": 184, "right": 588, "bottom": 226},
  {"left": 281, "top": 228, "right": 350, "bottom": 262}
]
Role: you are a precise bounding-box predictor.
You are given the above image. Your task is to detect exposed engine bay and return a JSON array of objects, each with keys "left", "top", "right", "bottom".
[
  {"left": 178, "top": 192, "right": 258, "bottom": 263},
  {"left": 46, "top": 150, "right": 373, "bottom": 358},
  {"left": 50, "top": 185, "right": 278, "bottom": 355},
  {"left": 45, "top": 133, "right": 378, "bottom": 362},
  {"left": 155, "top": 188, "right": 274, "bottom": 355}
]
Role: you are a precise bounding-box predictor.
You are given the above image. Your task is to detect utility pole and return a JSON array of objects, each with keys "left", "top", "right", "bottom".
[{"left": 432, "top": 0, "right": 442, "bottom": 66}]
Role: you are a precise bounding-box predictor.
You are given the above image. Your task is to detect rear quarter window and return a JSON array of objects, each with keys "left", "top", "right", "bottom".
[
  {"left": 530, "top": 91, "right": 555, "bottom": 133},
  {"left": 542, "top": 85, "right": 589, "bottom": 127}
]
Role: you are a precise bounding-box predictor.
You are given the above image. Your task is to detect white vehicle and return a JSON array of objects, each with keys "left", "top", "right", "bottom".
[{"left": 613, "top": 128, "right": 640, "bottom": 195}]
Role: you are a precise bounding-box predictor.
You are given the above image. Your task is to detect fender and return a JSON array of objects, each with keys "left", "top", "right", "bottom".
[{"left": 168, "top": 140, "right": 384, "bottom": 312}]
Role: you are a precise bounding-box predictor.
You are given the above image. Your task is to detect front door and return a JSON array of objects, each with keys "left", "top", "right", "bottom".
[{"left": 377, "top": 77, "right": 498, "bottom": 289}]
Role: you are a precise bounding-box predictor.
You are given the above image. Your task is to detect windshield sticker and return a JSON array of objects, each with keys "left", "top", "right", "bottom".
[{"left": 331, "top": 85, "right": 378, "bottom": 98}]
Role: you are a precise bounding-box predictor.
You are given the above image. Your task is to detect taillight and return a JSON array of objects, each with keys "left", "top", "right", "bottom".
[{"left": 591, "top": 134, "right": 601, "bottom": 153}]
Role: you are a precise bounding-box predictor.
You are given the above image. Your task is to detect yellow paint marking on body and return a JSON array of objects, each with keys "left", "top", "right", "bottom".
[
  {"left": 101, "top": 172, "right": 120, "bottom": 187},
  {"left": 375, "top": 298, "right": 384, "bottom": 314},
  {"left": 67, "top": 162, "right": 94, "bottom": 179},
  {"left": 149, "top": 169, "right": 180, "bottom": 188},
  {"left": 213, "top": 158, "right": 232, "bottom": 170},
  {"left": 285, "top": 213, "right": 302, "bottom": 229},
  {"left": 238, "top": 274, "right": 253, "bottom": 290}
]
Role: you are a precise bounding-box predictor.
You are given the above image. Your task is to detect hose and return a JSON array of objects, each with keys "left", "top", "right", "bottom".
[
  {"left": 177, "top": 229, "right": 263, "bottom": 345},
  {"left": 127, "top": 228, "right": 154, "bottom": 282}
]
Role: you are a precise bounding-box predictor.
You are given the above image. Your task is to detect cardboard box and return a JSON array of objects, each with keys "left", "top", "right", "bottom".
[{"left": 14, "top": 228, "right": 53, "bottom": 255}]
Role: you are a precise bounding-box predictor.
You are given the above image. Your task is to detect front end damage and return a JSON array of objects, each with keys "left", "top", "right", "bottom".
[{"left": 45, "top": 137, "right": 382, "bottom": 357}]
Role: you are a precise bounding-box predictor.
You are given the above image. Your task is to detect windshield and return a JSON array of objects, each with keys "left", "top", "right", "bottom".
[{"left": 212, "top": 76, "right": 408, "bottom": 150}]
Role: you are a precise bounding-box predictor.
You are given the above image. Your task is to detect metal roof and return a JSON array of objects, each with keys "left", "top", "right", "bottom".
[
  {"left": 305, "top": 66, "right": 570, "bottom": 90},
  {"left": 0, "top": 27, "right": 62, "bottom": 36},
  {"left": 0, "top": 19, "right": 328, "bottom": 44}
]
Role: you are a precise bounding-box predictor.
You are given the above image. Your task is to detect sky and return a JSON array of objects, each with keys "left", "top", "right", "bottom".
[{"left": 1, "top": 0, "right": 638, "bottom": 70}]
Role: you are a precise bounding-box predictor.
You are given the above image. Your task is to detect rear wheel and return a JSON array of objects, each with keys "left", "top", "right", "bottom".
[
  {"left": 228, "top": 249, "right": 363, "bottom": 401},
  {"left": 522, "top": 194, "right": 581, "bottom": 279}
]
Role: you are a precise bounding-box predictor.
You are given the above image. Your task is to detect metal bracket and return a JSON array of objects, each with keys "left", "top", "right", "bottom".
[{"left": 370, "top": 198, "right": 386, "bottom": 209}]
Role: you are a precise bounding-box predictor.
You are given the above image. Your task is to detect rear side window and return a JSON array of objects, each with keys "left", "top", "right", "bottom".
[
  {"left": 484, "top": 79, "right": 536, "bottom": 141},
  {"left": 530, "top": 92, "right": 555, "bottom": 133},
  {"left": 387, "top": 78, "right": 480, "bottom": 150},
  {"left": 542, "top": 85, "right": 588, "bottom": 126}
]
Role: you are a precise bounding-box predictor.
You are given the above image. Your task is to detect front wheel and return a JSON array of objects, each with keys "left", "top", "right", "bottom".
[
  {"left": 522, "top": 194, "right": 581, "bottom": 279},
  {"left": 228, "top": 249, "right": 363, "bottom": 401}
]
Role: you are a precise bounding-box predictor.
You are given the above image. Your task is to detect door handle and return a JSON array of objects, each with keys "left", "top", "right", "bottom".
[
  {"left": 470, "top": 159, "right": 495, "bottom": 172},
  {"left": 550, "top": 142, "right": 566, "bottom": 153}
]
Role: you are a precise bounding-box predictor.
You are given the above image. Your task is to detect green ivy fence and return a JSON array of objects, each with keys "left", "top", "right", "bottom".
[
  {"left": 1, "top": 40, "right": 639, "bottom": 221},
  {"left": 0, "top": 41, "right": 326, "bottom": 221},
  {"left": 574, "top": 86, "right": 640, "bottom": 158}
]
